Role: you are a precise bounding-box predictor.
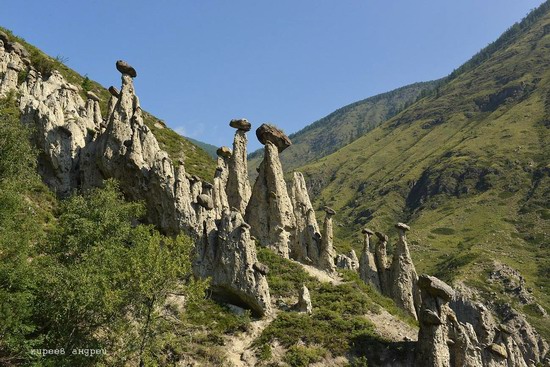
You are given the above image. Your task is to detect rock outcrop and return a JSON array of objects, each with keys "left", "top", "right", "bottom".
[
  {"left": 359, "top": 228, "right": 381, "bottom": 291},
  {"left": 416, "top": 276, "right": 549, "bottom": 367},
  {"left": 226, "top": 121, "right": 251, "bottom": 214},
  {"left": 289, "top": 172, "right": 321, "bottom": 263},
  {"left": 256, "top": 123, "right": 292, "bottom": 152},
  {"left": 374, "top": 231, "right": 390, "bottom": 292},
  {"left": 389, "top": 223, "right": 419, "bottom": 320},
  {"left": 318, "top": 206, "right": 337, "bottom": 273},
  {"left": 0, "top": 45, "right": 273, "bottom": 317},
  {"left": 246, "top": 126, "right": 296, "bottom": 258},
  {"left": 297, "top": 284, "right": 313, "bottom": 315},
  {"left": 336, "top": 250, "right": 359, "bottom": 271},
  {"left": 212, "top": 148, "right": 230, "bottom": 217},
  {"left": 207, "top": 210, "right": 272, "bottom": 316}
]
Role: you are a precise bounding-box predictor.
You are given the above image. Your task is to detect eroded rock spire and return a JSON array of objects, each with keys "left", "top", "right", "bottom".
[
  {"left": 359, "top": 228, "right": 380, "bottom": 291},
  {"left": 245, "top": 124, "right": 295, "bottom": 258},
  {"left": 319, "top": 206, "right": 337, "bottom": 273},
  {"left": 226, "top": 119, "right": 252, "bottom": 214}
]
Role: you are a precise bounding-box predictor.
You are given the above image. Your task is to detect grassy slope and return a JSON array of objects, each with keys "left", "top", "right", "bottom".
[
  {"left": 248, "top": 80, "right": 439, "bottom": 177},
  {"left": 298, "top": 2, "right": 550, "bottom": 338},
  {"left": 0, "top": 27, "right": 216, "bottom": 182}
]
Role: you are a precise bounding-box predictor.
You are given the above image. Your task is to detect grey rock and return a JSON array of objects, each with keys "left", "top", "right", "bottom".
[
  {"left": 209, "top": 210, "right": 272, "bottom": 316},
  {"left": 289, "top": 172, "right": 321, "bottom": 264},
  {"left": 418, "top": 274, "right": 455, "bottom": 302},
  {"left": 246, "top": 141, "right": 295, "bottom": 258},
  {"left": 229, "top": 118, "right": 251, "bottom": 131},
  {"left": 297, "top": 284, "right": 313, "bottom": 314},
  {"left": 226, "top": 130, "right": 251, "bottom": 214},
  {"left": 116, "top": 60, "right": 137, "bottom": 77},
  {"left": 390, "top": 223, "right": 419, "bottom": 320},
  {"left": 86, "top": 91, "right": 100, "bottom": 102},
  {"left": 359, "top": 228, "right": 380, "bottom": 291},
  {"left": 197, "top": 194, "right": 214, "bottom": 210},
  {"left": 108, "top": 86, "right": 120, "bottom": 98},
  {"left": 256, "top": 123, "right": 292, "bottom": 152},
  {"left": 318, "top": 208, "right": 336, "bottom": 273},
  {"left": 216, "top": 146, "right": 232, "bottom": 158},
  {"left": 253, "top": 262, "right": 269, "bottom": 275}
]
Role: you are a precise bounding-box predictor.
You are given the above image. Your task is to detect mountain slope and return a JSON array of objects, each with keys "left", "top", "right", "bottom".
[
  {"left": 299, "top": 1, "right": 550, "bottom": 338},
  {"left": 248, "top": 80, "right": 439, "bottom": 176},
  {"left": 0, "top": 27, "right": 216, "bottom": 182}
]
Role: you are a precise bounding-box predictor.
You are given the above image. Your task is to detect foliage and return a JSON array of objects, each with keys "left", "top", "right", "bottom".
[
  {"left": 283, "top": 345, "right": 327, "bottom": 367},
  {"left": 0, "top": 93, "right": 46, "bottom": 365},
  {"left": 31, "top": 180, "right": 205, "bottom": 366}
]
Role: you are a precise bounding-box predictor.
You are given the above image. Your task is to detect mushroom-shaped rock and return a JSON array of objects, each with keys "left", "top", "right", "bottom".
[
  {"left": 395, "top": 222, "right": 411, "bottom": 231},
  {"left": 217, "top": 146, "right": 232, "bottom": 158},
  {"left": 375, "top": 231, "right": 388, "bottom": 242},
  {"left": 116, "top": 60, "right": 137, "bottom": 78},
  {"left": 86, "top": 91, "right": 100, "bottom": 102},
  {"left": 256, "top": 123, "right": 292, "bottom": 152},
  {"left": 197, "top": 194, "right": 214, "bottom": 210},
  {"left": 229, "top": 118, "right": 252, "bottom": 131},
  {"left": 108, "top": 86, "right": 120, "bottom": 98},
  {"left": 362, "top": 228, "right": 375, "bottom": 236},
  {"left": 417, "top": 274, "right": 455, "bottom": 302},
  {"left": 324, "top": 206, "right": 336, "bottom": 216}
]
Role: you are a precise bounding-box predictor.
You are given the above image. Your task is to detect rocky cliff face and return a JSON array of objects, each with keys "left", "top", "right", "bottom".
[{"left": 0, "top": 38, "right": 272, "bottom": 316}]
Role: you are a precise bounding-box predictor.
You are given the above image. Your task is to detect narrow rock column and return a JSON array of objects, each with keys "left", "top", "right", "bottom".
[
  {"left": 390, "top": 223, "right": 419, "bottom": 320},
  {"left": 226, "top": 119, "right": 252, "bottom": 214},
  {"left": 213, "top": 147, "right": 231, "bottom": 218},
  {"left": 319, "top": 206, "right": 337, "bottom": 273},
  {"left": 245, "top": 124, "right": 295, "bottom": 258},
  {"left": 297, "top": 284, "right": 313, "bottom": 314},
  {"left": 375, "top": 231, "right": 390, "bottom": 294},
  {"left": 290, "top": 171, "right": 321, "bottom": 263},
  {"left": 415, "top": 274, "right": 455, "bottom": 367},
  {"left": 359, "top": 228, "right": 381, "bottom": 291}
]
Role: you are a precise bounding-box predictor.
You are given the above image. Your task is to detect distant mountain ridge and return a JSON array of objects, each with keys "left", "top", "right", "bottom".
[
  {"left": 297, "top": 0, "right": 550, "bottom": 339},
  {"left": 249, "top": 80, "right": 439, "bottom": 176},
  {"left": 248, "top": 80, "right": 440, "bottom": 177}
]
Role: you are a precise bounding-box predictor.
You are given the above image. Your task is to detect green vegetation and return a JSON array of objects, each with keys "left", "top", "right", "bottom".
[
  {"left": 143, "top": 113, "right": 216, "bottom": 181},
  {"left": 255, "top": 248, "right": 416, "bottom": 365},
  {"left": 296, "top": 0, "right": 550, "bottom": 339},
  {"left": 0, "top": 94, "right": 212, "bottom": 365},
  {"left": 248, "top": 80, "right": 440, "bottom": 178}
]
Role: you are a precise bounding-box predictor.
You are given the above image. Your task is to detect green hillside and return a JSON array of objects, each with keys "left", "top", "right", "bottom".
[
  {"left": 0, "top": 27, "right": 216, "bottom": 182},
  {"left": 299, "top": 1, "right": 550, "bottom": 338},
  {"left": 248, "top": 80, "right": 439, "bottom": 176}
]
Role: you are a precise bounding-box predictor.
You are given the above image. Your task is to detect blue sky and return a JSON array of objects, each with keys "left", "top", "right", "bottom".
[{"left": 1, "top": 0, "right": 545, "bottom": 151}]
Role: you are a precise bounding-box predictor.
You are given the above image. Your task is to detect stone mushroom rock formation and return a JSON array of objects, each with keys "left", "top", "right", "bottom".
[
  {"left": 359, "top": 228, "right": 381, "bottom": 291},
  {"left": 226, "top": 121, "right": 251, "bottom": 214},
  {"left": 415, "top": 274, "right": 455, "bottom": 367},
  {"left": 256, "top": 123, "right": 292, "bottom": 152},
  {"left": 416, "top": 275, "right": 487, "bottom": 367},
  {"left": 209, "top": 210, "right": 272, "bottom": 316},
  {"left": 246, "top": 131, "right": 296, "bottom": 258},
  {"left": 115, "top": 60, "right": 137, "bottom": 78},
  {"left": 389, "top": 222, "right": 419, "bottom": 320},
  {"left": 229, "top": 118, "right": 252, "bottom": 131},
  {"left": 318, "top": 206, "right": 337, "bottom": 273},
  {"left": 86, "top": 91, "right": 100, "bottom": 102},
  {"left": 289, "top": 172, "right": 321, "bottom": 263},
  {"left": 297, "top": 284, "right": 313, "bottom": 315}
]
